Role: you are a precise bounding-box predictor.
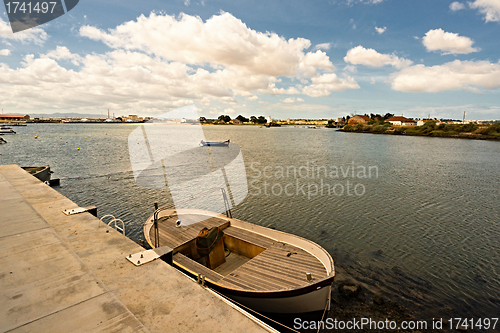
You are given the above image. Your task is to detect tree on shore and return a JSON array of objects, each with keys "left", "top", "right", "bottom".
[
  {"left": 257, "top": 116, "right": 267, "bottom": 124},
  {"left": 236, "top": 115, "right": 249, "bottom": 123},
  {"left": 218, "top": 115, "right": 231, "bottom": 123}
]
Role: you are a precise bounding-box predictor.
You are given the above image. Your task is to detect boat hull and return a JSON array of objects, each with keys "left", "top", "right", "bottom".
[
  {"left": 222, "top": 282, "right": 332, "bottom": 314},
  {"left": 173, "top": 261, "right": 333, "bottom": 314}
]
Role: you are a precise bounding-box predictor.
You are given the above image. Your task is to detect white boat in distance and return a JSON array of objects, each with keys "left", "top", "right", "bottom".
[
  {"left": 200, "top": 140, "right": 230, "bottom": 146},
  {"left": 144, "top": 209, "right": 335, "bottom": 314},
  {"left": 0, "top": 127, "right": 16, "bottom": 134}
]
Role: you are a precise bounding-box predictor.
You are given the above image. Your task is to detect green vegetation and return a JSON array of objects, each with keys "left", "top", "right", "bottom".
[
  {"left": 199, "top": 115, "right": 268, "bottom": 124},
  {"left": 341, "top": 121, "right": 500, "bottom": 140},
  {"left": 475, "top": 122, "right": 500, "bottom": 136}
]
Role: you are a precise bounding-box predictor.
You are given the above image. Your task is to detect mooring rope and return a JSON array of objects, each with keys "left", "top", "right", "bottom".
[{"left": 316, "top": 297, "right": 329, "bottom": 333}]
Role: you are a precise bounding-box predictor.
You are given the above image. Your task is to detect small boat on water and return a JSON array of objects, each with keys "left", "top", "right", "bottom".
[
  {"left": 0, "top": 127, "right": 16, "bottom": 134},
  {"left": 144, "top": 208, "right": 335, "bottom": 314},
  {"left": 22, "top": 165, "right": 51, "bottom": 182},
  {"left": 0, "top": 137, "right": 6, "bottom": 144},
  {"left": 200, "top": 140, "right": 230, "bottom": 146},
  {"left": 4, "top": 123, "right": 27, "bottom": 126}
]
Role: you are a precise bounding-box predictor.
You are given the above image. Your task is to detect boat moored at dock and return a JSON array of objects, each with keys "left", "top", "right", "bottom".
[
  {"left": 22, "top": 165, "right": 51, "bottom": 182},
  {"left": 144, "top": 208, "right": 335, "bottom": 314},
  {"left": 200, "top": 140, "right": 230, "bottom": 146}
]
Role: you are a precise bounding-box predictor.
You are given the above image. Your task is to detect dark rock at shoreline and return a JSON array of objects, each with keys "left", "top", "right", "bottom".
[{"left": 338, "top": 283, "right": 361, "bottom": 298}]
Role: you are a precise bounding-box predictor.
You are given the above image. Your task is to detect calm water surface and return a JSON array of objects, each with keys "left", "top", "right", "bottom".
[{"left": 1, "top": 123, "right": 499, "bottom": 319}]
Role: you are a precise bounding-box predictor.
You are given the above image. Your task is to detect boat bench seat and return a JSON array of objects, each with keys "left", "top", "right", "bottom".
[
  {"left": 173, "top": 253, "right": 224, "bottom": 283},
  {"left": 223, "top": 226, "right": 276, "bottom": 249}
]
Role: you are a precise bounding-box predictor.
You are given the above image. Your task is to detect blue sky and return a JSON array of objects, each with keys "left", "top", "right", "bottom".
[{"left": 1, "top": 0, "right": 500, "bottom": 120}]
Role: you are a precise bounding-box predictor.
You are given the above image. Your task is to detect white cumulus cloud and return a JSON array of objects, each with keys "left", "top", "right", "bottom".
[
  {"left": 314, "top": 43, "right": 331, "bottom": 51},
  {"left": 346, "top": 0, "right": 384, "bottom": 5},
  {"left": 0, "top": 12, "right": 358, "bottom": 114},
  {"left": 302, "top": 73, "right": 360, "bottom": 97},
  {"left": 450, "top": 2, "right": 466, "bottom": 11},
  {"left": 0, "top": 18, "right": 48, "bottom": 45},
  {"left": 0, "top": 49, "right": 11, "bottom": 56},
  {"left": 469, "top": 0, "right": 500, "bottom": 22},
  {"left": 42, "top": 46, "right": 82, "bottom": 65},
  {"left": 79, "top": 12, "right": 328, "bottom": 77},
  {"left": 391, "top": 60, "right": 500, "bottom": 93},
  {"left": 422, "top": 29, "right": 479, "bottom": 54},
  {"left": 375, "top": 26, "right": 387, "bottom": 34},
  {"left": 281, "top": 97, "right": 304, "bottom": 103},
  {"left": 344, "top": 46, "right": 413, "bottom": 69}
]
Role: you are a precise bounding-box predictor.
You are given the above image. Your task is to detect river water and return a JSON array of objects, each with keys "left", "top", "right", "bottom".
[{"left": 1, "top": 123, "right": 499, "bottom": 321}]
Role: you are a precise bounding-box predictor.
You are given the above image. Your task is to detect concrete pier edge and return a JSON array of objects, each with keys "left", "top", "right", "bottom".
[{"left": 0, "top": 164, "right": 274, "bottom": 333}]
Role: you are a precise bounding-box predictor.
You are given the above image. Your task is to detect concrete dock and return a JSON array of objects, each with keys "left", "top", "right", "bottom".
[{"left": 0, "top": 165, "right": 272, "bottom": 332}]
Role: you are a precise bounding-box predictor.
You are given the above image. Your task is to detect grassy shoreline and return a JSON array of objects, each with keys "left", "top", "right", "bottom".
[{"left": 339, "top": 121, "right": 500, "bottom": 141}]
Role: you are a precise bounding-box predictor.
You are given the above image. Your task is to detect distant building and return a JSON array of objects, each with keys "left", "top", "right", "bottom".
[
  {"left": 268, "top": 116, "right": 273, "bottom": 123},
  {"left": 334, "top": 117, "right": 345, "bottom": 125},
  {"left": 348, "top": 115, "right": 371, "bottom": 125},
  {"left": 417, "top": 119, "right": 440, "bottom": 126},
  {"left": 386, "top": 116, "right": 416, "bottom": 126},
  {"left": 231, "top": 118, "right": 242, "bottom": 125},
  {"left": 0, "top": 114, "right": 30, "bottom": 122}
]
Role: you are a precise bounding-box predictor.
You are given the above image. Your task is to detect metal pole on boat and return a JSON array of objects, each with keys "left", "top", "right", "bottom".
[
  {"left": 154, "top": 202, "right": 159, "bottom": 248},
  {"left": 221, "top": 188, "right": 232, "bottom": 218}
]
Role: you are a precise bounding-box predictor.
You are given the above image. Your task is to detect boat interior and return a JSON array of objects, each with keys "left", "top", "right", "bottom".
[
  {"left": 23, "top": 166, "right": 47, "bottom": 174},
  {"left": 148, "top": 212, "right": 329, "bottom": 291}
]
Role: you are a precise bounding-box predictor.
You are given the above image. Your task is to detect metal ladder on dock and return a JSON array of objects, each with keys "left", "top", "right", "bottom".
[{"left": 99, "top": 215, "right": 125, "bottom": 235}]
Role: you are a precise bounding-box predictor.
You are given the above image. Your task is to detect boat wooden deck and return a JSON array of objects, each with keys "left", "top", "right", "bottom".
[
  {"left": 149, "top": 214, "right": 230, "bottom": 249},
  {"left": 153, "top": 215, "right": 328, "bottom": 292},
  {"left": 218, "top": 243, "right": 328, "bottom": 291}
]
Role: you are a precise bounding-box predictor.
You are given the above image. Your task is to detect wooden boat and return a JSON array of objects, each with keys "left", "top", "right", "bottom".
[
  {"left": 22, "top": 165, "right": 51, "bottom": 182},
  {"left": 144, "top": 209, "right": 335, "bottom": 314},
  {"left": 0, "top": 127, "right": 16, "bottom": 134},
  {"left": 0, "top": 137, "right": 6, "bottom": 144},
  {"left": 200, "top": 140, "right": 230, "bottom": 146}
]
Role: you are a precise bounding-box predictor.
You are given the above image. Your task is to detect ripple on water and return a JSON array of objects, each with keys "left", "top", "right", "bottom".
[{"left": 1, "top": 124, "right": 500, "bottom": 318}]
